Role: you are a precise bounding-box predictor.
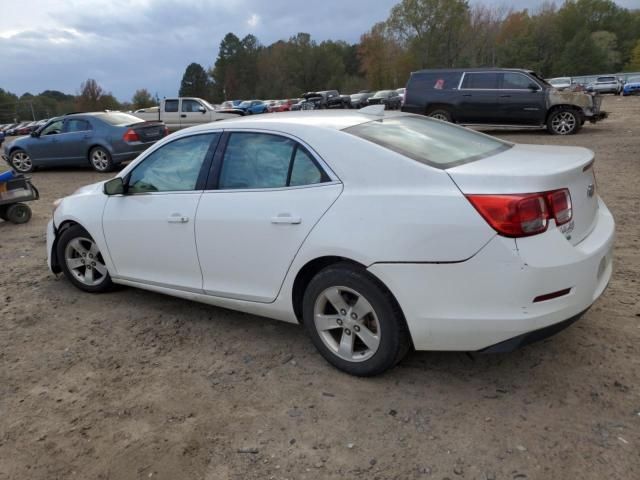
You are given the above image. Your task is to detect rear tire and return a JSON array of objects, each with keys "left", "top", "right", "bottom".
[
  {"left": 302, "top": 263, "right": 411, "bottom": 376},
  {"left": 89, "top": 147, "right": 113, "bottom": 172},
  {"left": 427, "top": 108, "right": 453, "bottom": 122},
  {"left": 56, "top": 224, "right": 114, "bottom": 293},
  {"left": 5, "top": 203, "right": 31, "bottom": 224}
]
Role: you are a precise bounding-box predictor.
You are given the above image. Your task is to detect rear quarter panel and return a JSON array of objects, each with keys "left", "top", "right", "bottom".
[{"left": 284, "top": 129, "right": 496, "bottom": 266}]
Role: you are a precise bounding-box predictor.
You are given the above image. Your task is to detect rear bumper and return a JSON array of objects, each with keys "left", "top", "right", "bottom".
[{"left": 368, "top": 198, "right": 615, "bottom": 351}]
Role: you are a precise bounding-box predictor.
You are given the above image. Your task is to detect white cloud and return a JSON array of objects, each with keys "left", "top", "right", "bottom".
[{"left": 247, "top": 13, "right": 260, "bottom": 28}]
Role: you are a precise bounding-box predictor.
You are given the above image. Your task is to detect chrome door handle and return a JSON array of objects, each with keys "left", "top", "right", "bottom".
[
  {"left": 271, "top": 214, "right": 301, "bottom": 225},
  {"left": 167, "top": 214, "right": 189, "bottom": 223}
]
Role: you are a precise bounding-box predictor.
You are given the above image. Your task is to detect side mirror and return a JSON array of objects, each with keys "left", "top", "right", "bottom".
[
  {"left": 30, "top": 131, "right": 40, "bottom": 138},
  {"left": 528, "top": 83, "right": 540, "bottom": 91},
  {"left": 198, "top": 106, "right": 206, "bottom": 113},
  {"left": 104, "top": 177, "right": 125, "bottom": 195}
]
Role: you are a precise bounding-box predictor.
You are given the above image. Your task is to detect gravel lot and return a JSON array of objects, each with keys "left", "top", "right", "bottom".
[{"left": 1, "top": 97, "right": 638, "bottom": 480}]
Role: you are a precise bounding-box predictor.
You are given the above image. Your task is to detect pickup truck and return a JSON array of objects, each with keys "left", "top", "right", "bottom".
[{"left": 132, "top": 97, "right": 241, "bottom": 131}]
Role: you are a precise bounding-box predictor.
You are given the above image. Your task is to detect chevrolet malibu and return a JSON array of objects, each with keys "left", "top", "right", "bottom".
[{"left": 47, "top": 108, "right": 614, "bottom": 376}]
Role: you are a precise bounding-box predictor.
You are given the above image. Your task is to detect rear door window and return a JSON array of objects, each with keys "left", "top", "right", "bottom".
[
  {"left": 218, "top": 133, "right": 328, "bottom": 190},
  {"left": 165, "top": 100, "right": 179, "bottom": 112},
  {"left": 461, "top": 72, "right": 500, "bottom": 89},
  {"left": 410, "top": 72, "right": 462, "bottom": 91},
  {"left": 64, "top": 119, "right": 92, "bottom": 133}
]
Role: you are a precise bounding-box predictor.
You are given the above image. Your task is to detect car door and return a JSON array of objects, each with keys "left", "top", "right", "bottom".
[
  {"left": 195, "top": 131, "right": 342, "bottom": 302},
  {"left": 162, "top": 99, "right": 181, "bottom": 129},
  {"left": 497, "top": 72, "right": 545, "bottom": 125},
  {"left": 28, "top": 119, "right": 65, "bottom": 161},
  {"left": 180, "top": 99, "right": 206, "bottom": 129},
  {"left": 102, "top": 132, "right": 221, "bottom": 290},
  {"left": 59, "top": 118, "right": 94, "bottom": 162},
  {"left": 457, "top": 72, "right": 500, "bottom": 123}
]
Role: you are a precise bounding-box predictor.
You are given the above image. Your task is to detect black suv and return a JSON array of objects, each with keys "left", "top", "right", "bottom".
[{"left": 402, "top": 68, "right": 606, "bottom": 135}]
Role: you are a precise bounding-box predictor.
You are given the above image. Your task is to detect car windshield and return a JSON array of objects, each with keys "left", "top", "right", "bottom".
[
  {"left": 598, "top": 77, "right": 615, "bottom": 82},
  {"left": 345, "top": 115, "right": 511, "bottom": 169},
  {"left": 96, "top": 112, "right": 144, "bottom": 126},
  {"left": 373, "top": 90, "right": 391, "bottom": 98}
]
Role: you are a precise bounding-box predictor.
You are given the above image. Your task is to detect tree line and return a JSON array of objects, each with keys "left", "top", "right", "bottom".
[{"left": 1, "top": 0, "right": 639, "bottom": 122}]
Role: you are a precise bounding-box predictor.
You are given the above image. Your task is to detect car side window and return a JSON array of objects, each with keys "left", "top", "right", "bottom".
[
  {"left": 41, "top": 120, "right": 64, "bottom": 136},
  {"left": 165, "top": 100, "right": 179, "bottom": 112},
  {"left": 289, "top": 148, "right": 324, "bottom": 187},
  {"left": 64, "top": 119, "right": 92, "bottom": 133},
  {"left": 218, "top": 133, "right": 328, "bottom": 190},
  {"left": 501, "top": 73, "right": 535, "bottom": 90},
  {"left": 181, "top": 100, "right": 202, "bottom": 112},
  {"left": 128, "top": 133, "right": 218, "bottom": 193},
  {"left": 219, "top": 133, "right": 294, "bottom": 189},
  {"left": 461, "top": 72, "right": 499, "bottom": 89}
]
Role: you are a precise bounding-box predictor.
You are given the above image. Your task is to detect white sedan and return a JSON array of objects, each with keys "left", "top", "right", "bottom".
[{"left": 47, "top": 107, "right": 615, "bottom": 376}]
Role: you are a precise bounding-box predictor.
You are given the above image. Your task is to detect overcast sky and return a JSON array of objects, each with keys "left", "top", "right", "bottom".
[{"left": 0, "top": 0, "right": 638, "bottom": 101}]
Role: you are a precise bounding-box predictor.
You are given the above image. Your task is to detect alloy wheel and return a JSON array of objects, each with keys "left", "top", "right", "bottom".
[
  {"left": 430, "top": 112, "right": 449, "bottom": 121},
  {"left": 64, "top": 237, "right": 108, "bottom": 287},
  {"left": 551, "top": 111, "right": 576, "bottom": 135},
  {"left": 11, "top": 151, "right": 32, "bottom": 172},
  {"left": 313, "top": 286, "right": 381, "bottom": 362},
  {"left": 91, "top": 149, "right": 110, "bottom": 171}
]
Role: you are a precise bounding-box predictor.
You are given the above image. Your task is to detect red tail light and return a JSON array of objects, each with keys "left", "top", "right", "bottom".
[
  {"left": 547, "top": 189, "right": 572, "bottom": 225},
  {"left": 466, "top": 188, "right": 572, "bottom": 238},
  {"left": 122, "top": 128, "right": 139, "bottom": 142},
  {"left": 163, "top": 126, "right": 170, "bottom": 137}
]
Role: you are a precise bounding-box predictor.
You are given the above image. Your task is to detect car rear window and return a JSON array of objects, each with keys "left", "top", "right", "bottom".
[
  {"left": 409, "top": 72, "right": 462, "bottom": 91},
  {"left": 598, "top": 77, "right": 616, "bottom": 82},
  {"left": 96, "top": 112, "right": 144, "bottom": 126},
  {"left": 344, "top": 115, "right": 511, "bottom": 169}
]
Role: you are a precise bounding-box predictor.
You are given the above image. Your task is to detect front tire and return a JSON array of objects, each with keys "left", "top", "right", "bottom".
[
  {"left": 56, "top": 225, "right": 113, "bottom": 293},
  {"left": 547, "top": 109, "right": 581, "bottom": 135},
  {"left": 10, "top": 149, "right": 33, "bottom": 173},
  {"left": 89, "top": 147, "right": 113, "bottom": 172},
  {"left": 302, "top": 263, "right": 411, "bottom": 376}
]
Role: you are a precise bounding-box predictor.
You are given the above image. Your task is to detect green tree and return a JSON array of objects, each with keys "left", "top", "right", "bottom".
[
  {"left": 387, "top": 0, "right": 471, "bottom": 68},
  {"left": 131, "top": 88, "right": 154, "bottom": 110},
  {"left": 626, "top": 39, "right": 640, "bottom": 70},
  {"left": 179, "top": 63, "right": 212, "bottom": 99}
]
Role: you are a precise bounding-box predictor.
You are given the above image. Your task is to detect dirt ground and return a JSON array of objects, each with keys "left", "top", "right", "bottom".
[{"left": 0, "top": 97, "right": 638, "bottom": 480}]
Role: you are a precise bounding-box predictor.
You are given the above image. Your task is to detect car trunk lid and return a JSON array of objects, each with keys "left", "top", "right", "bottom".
[
  {"left": 447, "top": 144, "right": 598, "bottom": 245},
  {"left": 129, "top": 121, "right": 167, "bottom": 142}
]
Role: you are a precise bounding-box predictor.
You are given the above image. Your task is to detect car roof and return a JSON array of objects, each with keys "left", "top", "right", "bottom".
[
  {"left": 185, "top": 110, "right": 408, "bottom": 133},
  {"left": 412, "top": 67, "right": 534, "bottom": 74}
]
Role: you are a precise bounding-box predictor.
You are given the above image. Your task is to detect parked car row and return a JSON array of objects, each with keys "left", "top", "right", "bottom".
[
  {"left": 547, "top": 73, "right": 640, "bottom": 95},
  {"left": 0, "top": 119, "right": 49, "bottom": 137},
  {"left": 2, "top": 111, "right": 169, "bottom": 173}
]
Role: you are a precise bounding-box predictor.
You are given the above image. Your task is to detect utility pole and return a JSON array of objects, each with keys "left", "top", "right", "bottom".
[{"left": 29, "top": 102, "right": 36, "bottom": 121}]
